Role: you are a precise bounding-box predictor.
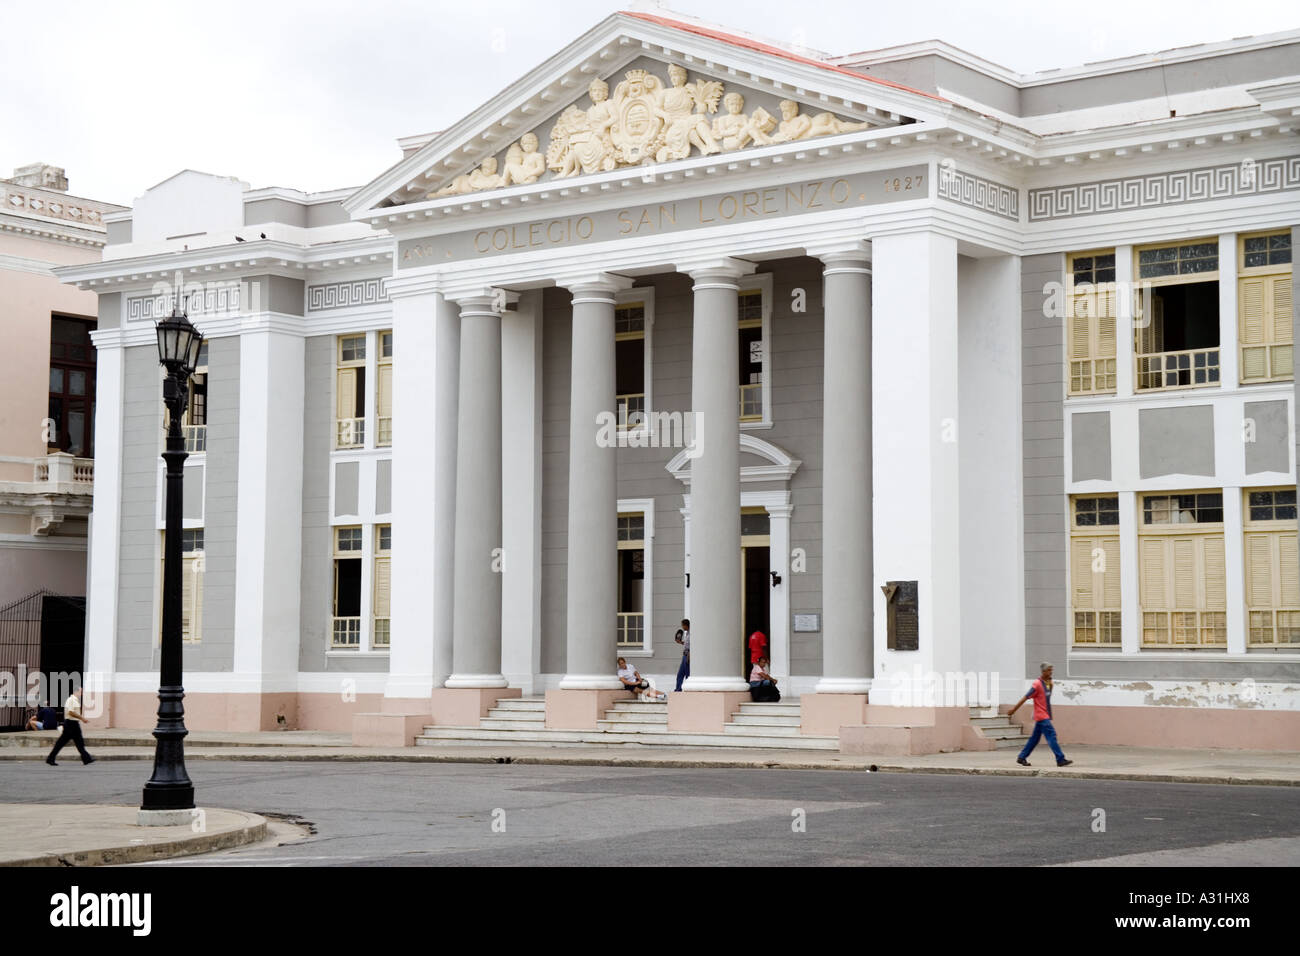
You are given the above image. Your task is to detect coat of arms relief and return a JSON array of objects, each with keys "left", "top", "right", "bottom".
[{"left": 431, "top": 64, "right": 870, "bottom": 198}]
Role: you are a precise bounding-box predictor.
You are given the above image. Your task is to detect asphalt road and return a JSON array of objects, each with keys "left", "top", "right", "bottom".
[{"left": 3, "top": 760, "right": 1297, "bottom": 866}]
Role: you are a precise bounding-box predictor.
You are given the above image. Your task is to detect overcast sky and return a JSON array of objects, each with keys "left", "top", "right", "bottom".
[{"left": 3, "top": 0, "right": 1297, "bottom": 206}]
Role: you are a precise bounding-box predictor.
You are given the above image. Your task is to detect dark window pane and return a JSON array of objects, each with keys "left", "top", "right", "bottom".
[
  {"left": 49, "top": 368, "right": 63, "bottom": 391},
  {"left": 1250, "top": 506, "right": 1272, "bottom": 522},
  {"left": 1244, "top": 237, "right": 1268, "bottom": 253},
  {"left": 1245, "top": 252, "right": 1267, "bottom": 268},
  {"left": 1095, "top": 269, "right": 1115, "bottom": 283},
  {"left": 1276, "top": 505, "right": 1298, "bottom": 521},
  {"left": 1277, "top": 490, "right": 1295, "bottom": 506},
  {"left": 1096, "top": 254, "right": 1115, "bottom": 268},
  {"left": 1249, "top": 491, "right": 1270, "bottom": 508}
]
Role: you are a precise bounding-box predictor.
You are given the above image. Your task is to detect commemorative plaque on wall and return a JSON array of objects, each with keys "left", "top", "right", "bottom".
[{"left": 882, "top": 581, "right": 919, "bottom": 651}]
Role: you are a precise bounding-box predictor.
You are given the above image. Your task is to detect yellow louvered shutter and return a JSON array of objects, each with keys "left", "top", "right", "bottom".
[
  {"left": 1071, "top": 538, "right": 1095, "bottom": 609},
  {"left": 378, "top": 364, "right": 393, "bottom": 420},
  {"left": 1173, "top": 538, "right": 1196, "bottom": 608},
  {"left": 1241, "top": 277, "right": 1269, "bottom": 379},
  {"left": 374, "top": 557, "right": 391, "bottom": 619},
  {"left": 337, "top": 367, "right": 357, "bottom": 420},
  {"left": 1140, "top": 537, "right": 1167, "bottom": 609},
  {"left": 1246, "top": 533, "right": 1274, "bottom": 608},
  {"left": 1203, "top": 536, "right": 1226, "bottom": 610},
  {"left": 1102, "top": 538, "right": 1121, "bottom": 607},
  {"left": 1272, "top": 276, "right": 1293, "bottom": 378},
  {"left": 1280, "top": 533, "right": 1299, "bottom": 607},
  {"left": 179, "top": 553, "right": 203, "bottom": 643}
]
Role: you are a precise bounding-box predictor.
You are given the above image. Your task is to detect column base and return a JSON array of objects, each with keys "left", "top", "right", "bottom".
[
  {"left": 812, "top": 676, "right": 873, "bottom": 695},
  {"left": 838, "top": 705, "right": 972, "bottom": 756},
  {"left": 429, "top": 686, "right": 520, "bottom": 727},
  {"left": 138, "top": 808, "right": 199, "bottom": 827},
  {"left": 352, "top": 711, "right": 429, "bottom": 748},
  {"left": 545, "top": 689, "right": 628, "bottom": 730},
  {"left": 667, "top": 691, "right": 750, "bottom": 733},
  {"left": 800, "top": 692, "right": 869, "bottom": 737}
]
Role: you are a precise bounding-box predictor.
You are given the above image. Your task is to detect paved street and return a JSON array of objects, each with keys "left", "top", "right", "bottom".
[{"left": 3, "top": 760, "right": 1297, "bottom": 866}]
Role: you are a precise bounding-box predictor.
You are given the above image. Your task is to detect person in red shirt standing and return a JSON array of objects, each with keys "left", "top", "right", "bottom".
[
  {"left": 747, "top": 630, "right": 767, "bottom": 666},
  {"left": 1007, "top": 662, "right": 1072, "bottom": 768}
]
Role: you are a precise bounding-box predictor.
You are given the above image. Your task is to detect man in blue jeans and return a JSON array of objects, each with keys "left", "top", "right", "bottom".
[
  {"left": 673, "top": 619, "right": 690, "bottom": 692},
  {"left": 1007, "top": 662, "right": 1073, "bottom": 768}
]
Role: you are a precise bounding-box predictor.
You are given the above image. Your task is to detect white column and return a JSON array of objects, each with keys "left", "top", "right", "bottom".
[
  {"left": 232, "top": 326, "right": 305, "bottom": 692},
  {"left": 679, "top": 257, "right": 755, "bottom": 692},
  {"left": 1223, "top": 486, "right": 1247, "bottom": 654},
  {"left": 446, "top": 290, "right": 510, "bottom": 687},
  {"left": 767, "top": 501, "right": 793, "bottom": 681},
  {"left": 85, "top": 333, "right": 124, "bottom": 703},
  {"left": 872, "top": 232, "right": 961, "bottom": 679},
  {"left": 558, "top": 273, "right": 633, "bottom": 689},
  {"left": 386, "top": 288, "right": 459, "bottom": 700},
  {"left": 1115, "top": 244, "right": 1135, "bottom": 399},
  {"left": 501, "top": 290, "right": 543, "bottom": 692},
  {"left": 1118, "top": 490, "right": 1140, "bottom": 654},
  {"left": 811, "top": 242, "right": 873, "bottom": 693},
  {"left": 1218, "top": 232, "right": 1239, "bottom": 390}
]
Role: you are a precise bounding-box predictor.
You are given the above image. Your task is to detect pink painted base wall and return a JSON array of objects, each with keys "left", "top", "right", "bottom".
[
  {"left": 1005, "top": 705, "right": 1300, "bottom": 752},
  {"left": 545, "top": 689, "right": 627, "bottom": 729},
  {"left": 101, "top": 692, "right": 384, "bottom": 732}
]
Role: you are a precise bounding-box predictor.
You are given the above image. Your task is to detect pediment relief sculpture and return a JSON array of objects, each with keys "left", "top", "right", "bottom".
[{"left": 427, "top": 64, "right": 871, "bottom": 199}]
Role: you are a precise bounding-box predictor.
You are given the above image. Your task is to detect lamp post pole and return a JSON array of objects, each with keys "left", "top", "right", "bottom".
[{"left": 140, "top": 297, "right": 200, "bottom": 818}]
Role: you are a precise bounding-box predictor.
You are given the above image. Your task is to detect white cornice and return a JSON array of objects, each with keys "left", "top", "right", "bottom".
[
  {"left": 0, "top": 211, "right": 107, "bottom": 248},
  {"left": 836, "top": 29, "right": 1300, "bottom": 89},
  {"left": 53, "top": 234, "right": 394, "bottom": 290}
]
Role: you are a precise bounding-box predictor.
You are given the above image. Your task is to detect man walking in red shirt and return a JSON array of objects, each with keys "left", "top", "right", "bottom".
[{"left": 1007, "top": 662, "right": 1072, "bottom": 768}]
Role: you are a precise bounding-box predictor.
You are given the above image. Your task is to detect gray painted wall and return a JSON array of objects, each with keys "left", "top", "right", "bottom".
[
  {"left": 97, "top": 292, "right": 120, "bottom": 332},
  {"left": 375, "top": 458, "right": 392, "bottom": 515},
  {"left": 1244, "top": 400, "right": 1289, "bottom": 475},
  {"left": 539, "top": 257, "right": 826, "bottom": 679},
  {"left": 245, "top": 275, "right": 305, "bottom": 317},
  {"left": 1138, "top": 405, "right": 1215, "bottom": 478},
  {"left": 105, "top": 220, "right": 132, "bottom": 246},
  {"left": 1071, "top": 411, "right": 1111, "bottom": 482},
  {"left": 182, "top": 464, "right": 204, "bottom": 520},
  {"left": 334, "top": 461, "right": 359, "bottom": 516},
  {"left": 196, "top": 337, "right": 239, "bottom": 671},
  {"left": 115, "top": 347, "right": 162, "bottom": 671},
  {"left": 1020, "top": 253, "right": 1067, "bottom": 679}
]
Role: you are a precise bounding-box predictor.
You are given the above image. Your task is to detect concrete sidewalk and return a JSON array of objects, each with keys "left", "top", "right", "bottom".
[
  {"left": 2, "top": 730, "right": 1297, "bottom": 786},
  {"left": 0, "top": 804, "right": 267, "bottom": 867}
]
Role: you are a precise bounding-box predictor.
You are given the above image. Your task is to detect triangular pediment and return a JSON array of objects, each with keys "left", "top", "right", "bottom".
[{"left": 346, "top": 12, "right": 945, "bottom": 216}]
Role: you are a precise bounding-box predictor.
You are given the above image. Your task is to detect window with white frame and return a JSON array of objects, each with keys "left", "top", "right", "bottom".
[
  {"left": 1066, "top": 252, "right": 1117, "bottom": 396},
  {"left": 738, "top": 288, "right": 764, "bottom": 421},
  {"left": 1238, "top": 231, "right": 1293, "bottom": 384},
  {"left": 159, "top": 529, "right": 204, "bottom": 645},
  {"left": 377, "top": 330, "right": 393, "bottom": 446},
  {"left": 617, "top": 512, "right": 646, "bottom": 649},
  {"left": 1138, "top": 492, "right": 1226, "bottom": 647},
  {"left": 1134, "top": 240, "right": 1221, "bottom": 392},
  {"left": 373, "top": 524, "right": 391, "bottom": 648},
  {"left": 183, "top": 341, "right": 208, "bottom": 453},
  {"left": 1244, "top": 488, "right": 1300, "bottom": 647},
  {"left": 615, "top": 301, "right": 647, "bottom": 430},
  {"left": 1070, "top": 496, "right": 1121, "bottom": 646},
  {"left": 332, "top": 525, "right": 363, "bottom": 648},
  {"left": 336, "top": 335, "right": 366, "bottom": 449}
]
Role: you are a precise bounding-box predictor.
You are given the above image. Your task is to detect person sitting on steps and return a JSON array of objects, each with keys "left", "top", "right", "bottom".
[
  {"left": 617, "top": 657, "right": 666, "bottom": 701},
  {"left": 748, "top": 657, "right": 780, "bottom": 703}
]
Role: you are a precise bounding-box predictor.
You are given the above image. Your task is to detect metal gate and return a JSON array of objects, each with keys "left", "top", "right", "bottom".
[
  {"left": 0, "top": 590, "right": 43, "bottom": 730},
  {"left": 0, "top": 590, "right": 86, "bottom": 730}
]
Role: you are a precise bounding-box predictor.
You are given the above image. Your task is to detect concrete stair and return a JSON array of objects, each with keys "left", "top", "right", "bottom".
[
  {"left": 416, "top": 695, "right": 837, "bottom": 751},
  {"left": 968, "top": 707, "right": 1030, "bottom": 749}
]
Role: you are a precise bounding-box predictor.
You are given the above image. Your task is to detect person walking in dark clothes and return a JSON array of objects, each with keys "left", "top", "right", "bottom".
[{"left": 46, "top": 690, "right": 95, "bottom": 766}]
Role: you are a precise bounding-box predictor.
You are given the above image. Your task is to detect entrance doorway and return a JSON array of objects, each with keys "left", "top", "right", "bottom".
[{"left": 740, "top": 508, "right": 770, "bottom": 679}]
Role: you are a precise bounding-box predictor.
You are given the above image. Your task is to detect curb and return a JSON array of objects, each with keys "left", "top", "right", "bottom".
[
  {"left": 1, "top": 747, "right": 1296, "bottom": 786},
  {"left": 4, "top": 809, "right": 267, "bottom": 867}
]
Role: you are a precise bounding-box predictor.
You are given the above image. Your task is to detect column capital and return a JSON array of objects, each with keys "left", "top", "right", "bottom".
[
  {"left": 807, "top": 240, "right": 872, "bottom": 273},
  {"left": 675, "top": 255, "right": 757, "bottom": 288},
  {"left": 448, "top": 286, "right": 520, "bottom": 316},
  {"left": 553, "top": 272, "right": 635, "bottom": 302}
]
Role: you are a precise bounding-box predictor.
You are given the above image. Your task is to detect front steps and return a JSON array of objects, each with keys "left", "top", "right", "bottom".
[
  {"left": 968, "top": 707, "right": 1030, "bottom": 749},
  {"left": 417, "top": 696, "right": 837, "bottom": 751}
]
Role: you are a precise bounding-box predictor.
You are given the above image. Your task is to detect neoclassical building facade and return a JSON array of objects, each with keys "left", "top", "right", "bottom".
[{"left": 59, "top": 12, "right": 1300, "bottom": 750}]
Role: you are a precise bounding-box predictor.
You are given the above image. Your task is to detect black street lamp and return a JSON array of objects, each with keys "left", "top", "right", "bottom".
[{"left": 141, "top": 294, "right": 203, "bottom": 814}]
